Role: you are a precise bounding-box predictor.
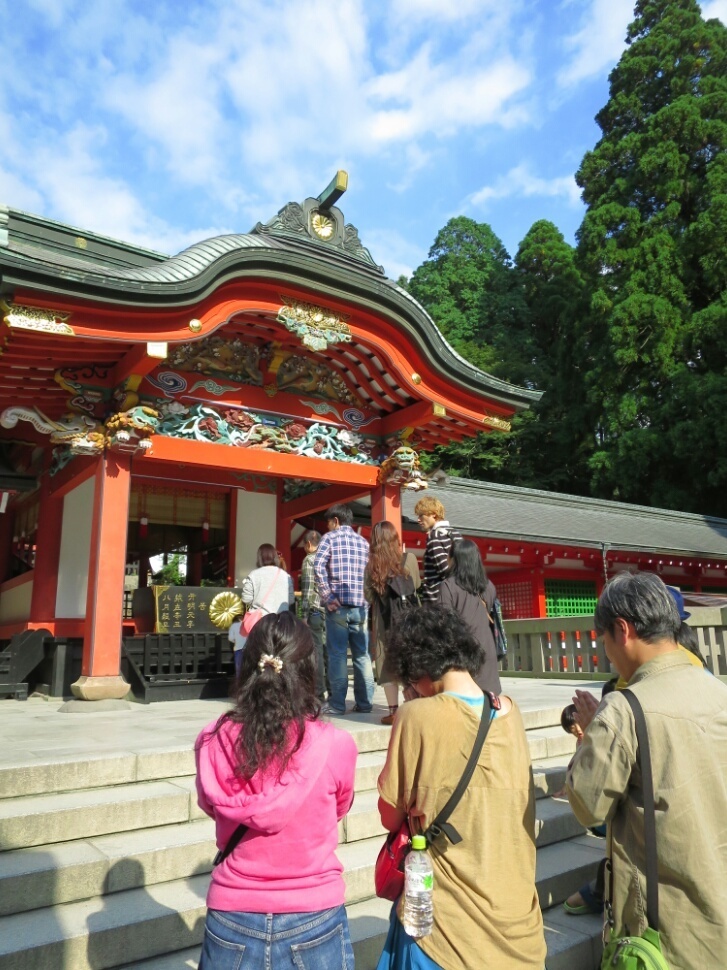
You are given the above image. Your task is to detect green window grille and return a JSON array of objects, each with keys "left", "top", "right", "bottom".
[{"left": 545, "top": 580, "right": 598, "bottom": 617}]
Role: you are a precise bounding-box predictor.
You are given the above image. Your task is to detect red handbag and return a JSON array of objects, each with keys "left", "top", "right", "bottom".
[
  {"left": 374, "top": 693, "right": 496, "bottom": 902},
  {"left": 374, "top": 818, "right": 411, "bottom": 901}
]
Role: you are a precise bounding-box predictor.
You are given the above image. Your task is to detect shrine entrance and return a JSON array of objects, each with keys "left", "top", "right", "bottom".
[{"left": 0, "top": 174, "right": 539, "bottom": 703}]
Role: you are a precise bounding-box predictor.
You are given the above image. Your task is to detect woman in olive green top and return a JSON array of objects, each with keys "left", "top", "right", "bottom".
[{"left": 376, "top": 606, "right": 546, "bottom": 970}]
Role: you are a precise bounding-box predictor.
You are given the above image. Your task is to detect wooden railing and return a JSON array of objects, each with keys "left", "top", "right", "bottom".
[{"left": 503, "top": 606, "right": 727, "bottom": 677}]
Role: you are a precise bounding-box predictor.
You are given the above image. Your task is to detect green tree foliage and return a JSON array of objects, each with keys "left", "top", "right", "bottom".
[
  {"left": 409, "top": 216, "right": 592, "bottom": 490},
  {"left": 511, "top": 220, "right": 592, "bottom": 490},
  {"left": 407, "top": 216, "right": 532, "bottom": 382},
  {"left": 576, "top": 0, "right": 727, "bottom": 513},
  {"left": 153, "top": 553, "right": 186, "bottom": 586}
]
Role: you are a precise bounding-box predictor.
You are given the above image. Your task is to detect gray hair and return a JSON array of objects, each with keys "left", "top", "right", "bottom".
[
  {"left": 594, "top": 572, "right": 680, "bottom": 643},
  {"left": 303, "top": 530, "right": 321, "bottom": 548}
]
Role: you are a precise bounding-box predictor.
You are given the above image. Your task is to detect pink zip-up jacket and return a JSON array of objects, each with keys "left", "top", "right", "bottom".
[{"left": 195, "top": 716, "right": 357, "bottom": 913}]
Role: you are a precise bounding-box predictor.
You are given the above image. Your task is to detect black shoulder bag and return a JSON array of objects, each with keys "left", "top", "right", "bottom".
[
  {"left": 213, "top": 822, "right": 249, "bottom": 867},
  {"left": 600, "top": 689, "right": 670, "bottom": 969}
]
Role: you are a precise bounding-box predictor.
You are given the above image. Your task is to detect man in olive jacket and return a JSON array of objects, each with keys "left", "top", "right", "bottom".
[{"left": 567, "top": 571, "right": 727, "bottom": 968}]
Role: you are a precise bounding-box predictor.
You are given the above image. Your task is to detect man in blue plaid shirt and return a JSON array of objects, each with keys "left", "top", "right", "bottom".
[{"left": 313, "top": 503, "right": 373, "bottom": 715}]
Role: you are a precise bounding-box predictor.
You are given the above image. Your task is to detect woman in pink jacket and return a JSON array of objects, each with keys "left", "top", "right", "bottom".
[{"left": 195, "top": 611, "right": 358, "bottom": 968}]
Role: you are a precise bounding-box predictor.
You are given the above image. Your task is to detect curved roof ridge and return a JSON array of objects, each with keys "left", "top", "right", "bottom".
[{"left": 10, "top": 232, "right": 273, "bottom": 283}]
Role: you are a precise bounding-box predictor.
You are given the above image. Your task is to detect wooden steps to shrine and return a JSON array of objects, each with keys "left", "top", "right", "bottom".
[{"left": 0, "top": 703, "right": 605, "bottom": 970}]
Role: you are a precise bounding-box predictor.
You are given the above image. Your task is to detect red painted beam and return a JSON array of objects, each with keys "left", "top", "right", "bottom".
[
  {"left": 281, "top": 483, "right": 372, "bottom": 520},
  {"left": 137, "top": 434, "right": 381, "bottom": 487}
]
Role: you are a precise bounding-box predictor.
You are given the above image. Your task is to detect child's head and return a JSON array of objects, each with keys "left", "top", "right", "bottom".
[{"left": 560, "top": 703, "right": 583, "bottom": 739}]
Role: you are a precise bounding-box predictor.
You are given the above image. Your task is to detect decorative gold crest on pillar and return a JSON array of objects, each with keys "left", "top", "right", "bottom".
[{"left": 277, "top": 297, "right": 352, "bottom": 352}]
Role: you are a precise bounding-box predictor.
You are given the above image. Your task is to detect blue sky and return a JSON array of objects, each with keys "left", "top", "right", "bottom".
[{"left": 1, "top": 0, "right": 725, "bottom": 280}]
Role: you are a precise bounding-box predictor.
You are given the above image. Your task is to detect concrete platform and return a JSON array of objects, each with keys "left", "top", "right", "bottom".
[{"left": 0, "top": 677, "right": 600, "bottom": 769}]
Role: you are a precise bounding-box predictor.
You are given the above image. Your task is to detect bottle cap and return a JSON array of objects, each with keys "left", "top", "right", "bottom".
[{"left": 411, "top": 835, "right": 427, "bottom": 850}]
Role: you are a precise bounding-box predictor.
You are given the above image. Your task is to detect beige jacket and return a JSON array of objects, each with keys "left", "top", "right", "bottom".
[{"left": 566, "top": 652, "right": 727, "bottom": 968}]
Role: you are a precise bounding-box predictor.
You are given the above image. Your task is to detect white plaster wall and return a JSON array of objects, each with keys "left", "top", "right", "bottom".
[
  {"left": 55, "top": 477, "right": 94, "bottom": 618},
  {"left": 0, "top": 576, "right": 33, "bottom": 622},
  {"left": 234, "top": 490, "right": 277, "bottom": 585}
]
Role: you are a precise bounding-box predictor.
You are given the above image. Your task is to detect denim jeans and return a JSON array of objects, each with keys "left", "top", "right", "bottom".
[
  {"left": 325, "top": 605, "right": 374, "bottom": 713},
  {"left": 306, "top": 610, "right": 328, "bottom": 700},
  {"left": 198, "top": 905, "right": 354, "bottom": 970}
]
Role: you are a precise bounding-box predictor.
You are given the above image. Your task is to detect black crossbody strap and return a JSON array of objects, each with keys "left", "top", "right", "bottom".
[
  {"left": 213, "top": 822, "right": 249, "bottom": 867},
  {"left": 424, "top": 692, "right": 493, "bottom": 846},
  {"left": 622, "top": 689, "right": 659, "bottom": 932}
]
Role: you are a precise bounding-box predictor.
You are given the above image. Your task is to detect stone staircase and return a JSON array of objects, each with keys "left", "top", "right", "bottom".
[{"left": 0, "top": 707, "right": 605, "bottom": 970}]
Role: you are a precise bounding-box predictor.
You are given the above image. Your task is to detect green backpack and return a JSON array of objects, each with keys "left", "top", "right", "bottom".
[
  {"left": 601, "top": 691, "right": 670, "bottom": 970},
  {"left": 602, "top": 926, "right": 669, "bottom": 969}
]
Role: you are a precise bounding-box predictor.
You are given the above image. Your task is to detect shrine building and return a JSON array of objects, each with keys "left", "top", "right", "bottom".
[{"left": 0, "top": 174, "right": 538, "bottom": 702}]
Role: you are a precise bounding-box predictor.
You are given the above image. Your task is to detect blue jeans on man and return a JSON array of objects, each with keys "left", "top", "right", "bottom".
[
  {"left": 306, "top": 609, "right": 329, "bottom": 701},
  {"left": 325, "top": 605, "right": 374, "bottom": 713}
]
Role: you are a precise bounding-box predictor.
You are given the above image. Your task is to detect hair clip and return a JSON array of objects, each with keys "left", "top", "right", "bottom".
[{"left": 258, "top": 653, "right": 284, "bottom": 674}]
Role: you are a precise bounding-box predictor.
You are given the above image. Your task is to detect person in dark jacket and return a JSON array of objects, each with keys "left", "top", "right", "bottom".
[{"left": 438, "top": 539, "right": 501, "bottom": 696}]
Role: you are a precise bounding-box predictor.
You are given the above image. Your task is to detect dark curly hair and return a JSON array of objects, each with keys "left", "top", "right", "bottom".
[
  {"left": 206, "top": 612, "right": 319, "bottom": 779},
  {"left": 387, "top": 605, "right": 484, "bottom": 684}
]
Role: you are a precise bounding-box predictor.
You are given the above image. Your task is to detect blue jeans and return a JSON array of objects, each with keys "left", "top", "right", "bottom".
[
  {"left": 325, "top": 605, "right": 373, "bottom": 713},
  {"left": 307, "top": 610, "right": 328, "bottom": 700},
  {"left": 199, "top": 905, "right": 354, "bottom": 969}
]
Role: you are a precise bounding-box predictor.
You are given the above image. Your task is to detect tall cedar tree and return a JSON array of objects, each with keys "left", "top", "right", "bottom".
[
  {"left": 576, "top": 0, "right": 727, "bottom": 513},
  {"left": 406, "top": 217, "right": 537, "bottom": 481},
  {"left": 512, "top": 220, "right": 592, "bottom": 491}
]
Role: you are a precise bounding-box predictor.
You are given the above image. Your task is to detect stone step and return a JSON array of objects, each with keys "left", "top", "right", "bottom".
[
  {"left": 339, "top": 831, "right": 603, "bottom": 909},
  {"left": 0, "top": 779, "right": 196, "bottom": 852},
  {"left": 0, "top": 747, "right": 578, "bottom": 854},
  {"left": 0, "top": 873, "right": 209, "bottom": 970},
  {"left": 340, "top": 786, "right": 585, "bottom": 846},
  {"left": 0, "top": 791, "right": 600, "bottom": 918},
  {"left": 0, "top": 873, "right": 604, "bottom": 970},
  {"left": 0, "top": 818, "right": 217, "bottom": 918},
  {"left": 0, "top": 711, "right": 568, "bottom": 802}
]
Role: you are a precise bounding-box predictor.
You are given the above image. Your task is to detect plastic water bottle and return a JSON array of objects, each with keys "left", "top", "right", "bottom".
[{"left": 402, "top": 834, "right": 433, "bottom": 937}]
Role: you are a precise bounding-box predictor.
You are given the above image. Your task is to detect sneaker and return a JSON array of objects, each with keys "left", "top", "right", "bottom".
[
  {"left": 351, "top": 705, "right": 373, "bottom": 714},
  {"left": 320, "top": 702, "right": 345, "bottom": 716}
]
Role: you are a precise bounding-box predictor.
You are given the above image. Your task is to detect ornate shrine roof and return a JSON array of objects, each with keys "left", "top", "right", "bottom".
[{"left": 0, "top": 190, "right": 539, "bottom": 419}]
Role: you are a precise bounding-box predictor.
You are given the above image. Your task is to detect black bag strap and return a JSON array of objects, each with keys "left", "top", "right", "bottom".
[
  {"left": 424, "top": 692, "right": 494, "bottom": 846},
  {"left": 213, "top": 822, "right": 249, "bottom": 867},
  {"left": 621, "top": 689, "right": 659, "bottom": 932}
]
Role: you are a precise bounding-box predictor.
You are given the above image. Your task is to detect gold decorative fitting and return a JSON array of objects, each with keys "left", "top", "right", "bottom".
[
  {"left": 432, "top": 403, "right": 447, "bottom": 418},
  {"left": 208, "top": 591, "right": 244, "bottom": 629},
  {"left": 3, "top": 303, "right": 75, "bottom": 336},
  {"left": 411, "top": 373, "right": 422, "bottom": 385},
  {"left": 483, "top": 414, "right": 511, "bottom": 432},
  {"left": 188, "top": 319, "right": 203, "bottom": 333},
  {"left": 311, "top": 212, "right": 334, "bottom": 240},
  {"left": 75, "top": 237, "right": 87, "bottom": 249},
  {"left": 277, "top": 297, "right": 351, "bottom": 352}
]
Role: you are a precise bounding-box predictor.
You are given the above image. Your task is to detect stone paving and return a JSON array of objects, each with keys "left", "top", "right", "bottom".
[{"left": 0, "top": 677, "right": 602, "bottom": 769}]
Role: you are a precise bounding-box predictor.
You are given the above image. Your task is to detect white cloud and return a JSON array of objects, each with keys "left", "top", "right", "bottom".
[
  {"left": 468, "top": 163, "right": 582, "bottom": 209},
  {"left": 701, "top": 0, "right": 727, "bottom": 22},
  {"left": 558, "top": 0, "right": 634, "bottom": 87},
  {"left": 366, "top": 51, "right": 530, "bottom": 142},
  {"left": 2, "top": 122, "right": 231, "bottom": 255},
  {"left": 361, "top": 227, "right": 428, "bottom": 280}
]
